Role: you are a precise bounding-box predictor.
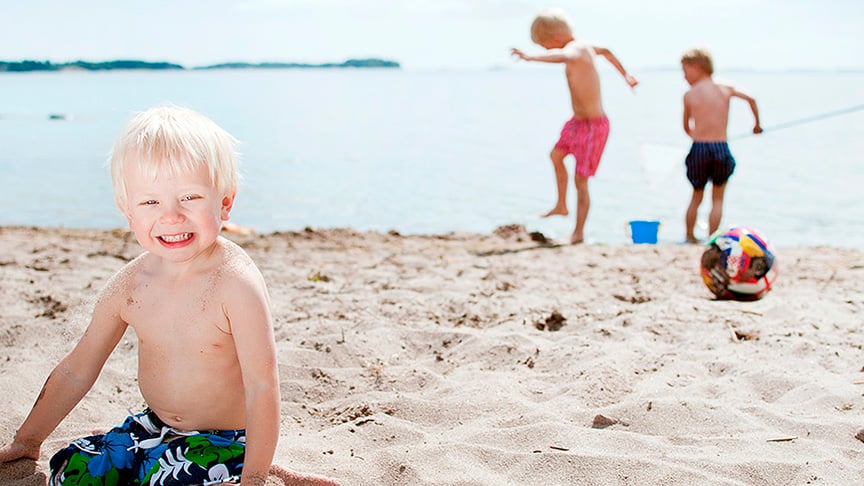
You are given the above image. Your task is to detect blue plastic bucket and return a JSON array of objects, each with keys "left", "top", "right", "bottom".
[{"left": 628, "top": 220, "right": 660, "bottom": 244}]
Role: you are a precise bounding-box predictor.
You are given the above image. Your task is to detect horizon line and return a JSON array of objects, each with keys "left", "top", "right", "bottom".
[{"left": 2, "top": 58, "right": 863, "bottom": 74}]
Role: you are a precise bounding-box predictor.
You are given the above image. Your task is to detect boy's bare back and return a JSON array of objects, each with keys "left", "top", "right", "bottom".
[
  {"left": 683, "top": 79, "right": 735, "bottom": 142},
  {"left": 104, "top": 236, "right": 271, "bottom": 431},
  {"left": 681, "top": 52, "right": 761, "bottom": 142}
]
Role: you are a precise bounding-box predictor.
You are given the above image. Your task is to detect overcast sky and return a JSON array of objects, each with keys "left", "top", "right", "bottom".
[{"left": 2, "top": 0, "right": 861, "bottom": 70}]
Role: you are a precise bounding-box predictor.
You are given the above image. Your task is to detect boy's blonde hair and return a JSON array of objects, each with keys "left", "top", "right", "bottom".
[
  {"left": 109, "top": 105, "right": 239, "bottom": 212},
  {"left": 681, "top": 48, "right": 714, "bottom": 75},
  {"left": 530, "top": 8, "right": 573, "bottom": 44}
]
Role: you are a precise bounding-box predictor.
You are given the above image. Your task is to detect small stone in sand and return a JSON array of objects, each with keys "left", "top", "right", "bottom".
[
  {"left": 592, "top": 414, "right": 618, "bottom": 429},
  {"left": 534, "top": 311, "right": 566, "bottom": 332}
]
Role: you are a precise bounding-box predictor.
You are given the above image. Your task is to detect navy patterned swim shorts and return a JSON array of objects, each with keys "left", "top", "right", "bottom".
[{"left": 49, "top": 409, "right": 246, "bottom": 485}]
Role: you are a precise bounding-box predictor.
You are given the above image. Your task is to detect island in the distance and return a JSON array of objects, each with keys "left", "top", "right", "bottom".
[
  {"left": 0, "top": 58, "right": 400, "bottom": 72},
  {"left": 196, "top": 58, "right": 399, "bottom": 70}
]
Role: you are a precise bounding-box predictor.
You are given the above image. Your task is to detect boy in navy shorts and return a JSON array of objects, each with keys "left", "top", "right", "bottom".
[{"left": 681, "top": 48, "right": 762, "bottom": 243}]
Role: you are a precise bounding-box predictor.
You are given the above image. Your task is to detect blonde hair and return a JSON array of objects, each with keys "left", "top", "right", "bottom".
[
  {"left": 530, "top": 8, "right": 573, "bottom": 44},
  {"left": 681, "top": 47, "right": 714, "bottom": 75},
  {"left": 109, "top": 105, "right": 239, "bottom": 212}
]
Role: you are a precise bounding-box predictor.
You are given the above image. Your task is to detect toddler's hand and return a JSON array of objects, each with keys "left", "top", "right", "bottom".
[{"left": 0, "top": 440, "right": 41, "bottom": 463}]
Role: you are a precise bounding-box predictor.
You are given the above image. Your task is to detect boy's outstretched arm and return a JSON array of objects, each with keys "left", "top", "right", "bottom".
[
  {"left": 592, "top": 46, "right": 638, "bottom": 88},
  {"left": 510, "top": 47, "right": 573, "bottom": 64},
  {"left": 730, "top": 87, "right": 763, "bottom": 133}
]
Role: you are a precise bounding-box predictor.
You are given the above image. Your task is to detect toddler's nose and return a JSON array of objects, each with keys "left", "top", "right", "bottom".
[{"left": 159, "top": 203, "right": 185, "bottom": 224}]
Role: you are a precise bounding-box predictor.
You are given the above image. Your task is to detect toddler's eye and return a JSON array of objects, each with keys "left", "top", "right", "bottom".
[
  {"left": 181, "top": 194, "right": 199, "bottom": 201},
  {"left": 141, "top": 200, "right": 158, "bottom": 206}
]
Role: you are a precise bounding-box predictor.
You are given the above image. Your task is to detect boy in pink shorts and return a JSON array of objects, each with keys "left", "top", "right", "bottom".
[{"left": 512, "top": 8, "right": 638, "bottom": 243}]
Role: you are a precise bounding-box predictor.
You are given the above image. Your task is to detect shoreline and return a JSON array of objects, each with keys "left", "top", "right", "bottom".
[
  {"left": 1, "top": 225, "right": 862, "bottom": 484},
  {"left": 0, "top": 223, "right": 859, "bottom": 250}
]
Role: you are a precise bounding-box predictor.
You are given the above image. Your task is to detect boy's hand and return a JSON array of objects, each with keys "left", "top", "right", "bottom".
[
  {"left": 510, "top": 48, "right": 528, "bottom": 61},
  {"left": 624, "top": 74, "right": 639, "bottom": 88},
  {"left": 0, "top": 440, "right": 41, "bottom": 463}
]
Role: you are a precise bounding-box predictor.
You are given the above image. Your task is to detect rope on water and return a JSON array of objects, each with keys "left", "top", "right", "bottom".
[{"left": 729, "top": 102, "right": 864, "bottom": 140}]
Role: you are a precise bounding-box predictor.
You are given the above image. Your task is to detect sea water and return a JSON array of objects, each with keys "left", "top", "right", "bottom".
[{"left": 1, "top": 68, "right": 862, "bottom": 247}]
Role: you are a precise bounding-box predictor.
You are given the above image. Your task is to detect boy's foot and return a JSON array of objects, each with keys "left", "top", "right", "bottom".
[
  {"left": 541, "top": 206, "right": 568, "bottom": 218},
  {"left": 685, "top": 237, "right": 701, "bottom": 244},
  {"left": 570, "top": 233, "right": 584, "bottom": 245},
  {"left": 270, "top": 464, "right": 341, "bottom": 485}
]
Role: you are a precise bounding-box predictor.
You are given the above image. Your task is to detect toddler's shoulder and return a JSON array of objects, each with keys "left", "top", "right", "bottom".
[{"left": 215, "top": 237, "right": 267, "bottom": 288}]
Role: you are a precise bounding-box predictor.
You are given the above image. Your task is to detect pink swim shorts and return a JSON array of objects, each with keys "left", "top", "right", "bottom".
[{"left": 553, "top": 115, "right": 610, "bottom": 177}]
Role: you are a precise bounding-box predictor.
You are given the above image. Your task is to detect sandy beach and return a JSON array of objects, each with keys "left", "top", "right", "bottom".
[{"left": 1, "top": 224, "right": 862, "bottom": 485}]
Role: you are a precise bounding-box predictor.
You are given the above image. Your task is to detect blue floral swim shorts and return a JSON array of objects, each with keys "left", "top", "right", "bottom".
[{"left": 48, "top": 408, "right": 246, "bottom": 485}]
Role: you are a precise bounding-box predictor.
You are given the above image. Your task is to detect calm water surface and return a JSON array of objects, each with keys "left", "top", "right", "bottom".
[{"left": 1, "top": 68, "right": 862, "bottom": 247}]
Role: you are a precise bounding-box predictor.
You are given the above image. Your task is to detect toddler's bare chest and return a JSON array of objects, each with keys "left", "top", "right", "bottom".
[{"left": 123, "top": 280, "right": 230, "bottom": 341}]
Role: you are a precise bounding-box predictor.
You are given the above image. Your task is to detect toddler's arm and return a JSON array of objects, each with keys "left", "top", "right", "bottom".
[
  {"left": 225, "top": 269, "right": 281, "bottom": 484},
  {"left": 0, "top": 285, "right": 127, "bottom": 462}
]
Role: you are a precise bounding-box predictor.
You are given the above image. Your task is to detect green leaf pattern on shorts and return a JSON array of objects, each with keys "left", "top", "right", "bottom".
[
  {"left": 59, "top": 452, "right": 121, "bottom": 485},
  {"left": 184, "top": 435, "right": 245, "bottom": 468},
  {"left": 140, "top": 435, "right": 245, "bottom": 485}
]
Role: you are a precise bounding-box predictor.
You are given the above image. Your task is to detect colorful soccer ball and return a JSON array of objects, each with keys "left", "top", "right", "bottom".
[{"left": 700, "top": 227, "right": 778, "bottom": 301}]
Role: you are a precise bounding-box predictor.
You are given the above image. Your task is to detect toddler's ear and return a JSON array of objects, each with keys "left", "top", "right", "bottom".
[{"left": 221, "top": 192, "right": 237, "bottom": 221}]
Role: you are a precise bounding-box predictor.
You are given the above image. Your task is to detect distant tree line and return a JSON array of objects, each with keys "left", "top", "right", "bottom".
[
  {"left": 0, "top": 60, "right": 183, "bottom": 72},
  {"left": 0, "top": 58, "right": 399, "bottom": 72},
  {"left": 197, "top": 58, "right": 400, "bottom": 70}
]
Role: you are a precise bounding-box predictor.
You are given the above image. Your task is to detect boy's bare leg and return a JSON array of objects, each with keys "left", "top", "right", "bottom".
[
  {"left": 708, "top": 183, "right": 727, "bottom": 235},
  {"left": 542, "top": 149, "right": 569, "bottom": 217},
  {"left": 571, "top": 174, "right": 590, "bottom": 244},
  {"left": 685, "top": 188, "right": 705, "bottom": 243}
]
